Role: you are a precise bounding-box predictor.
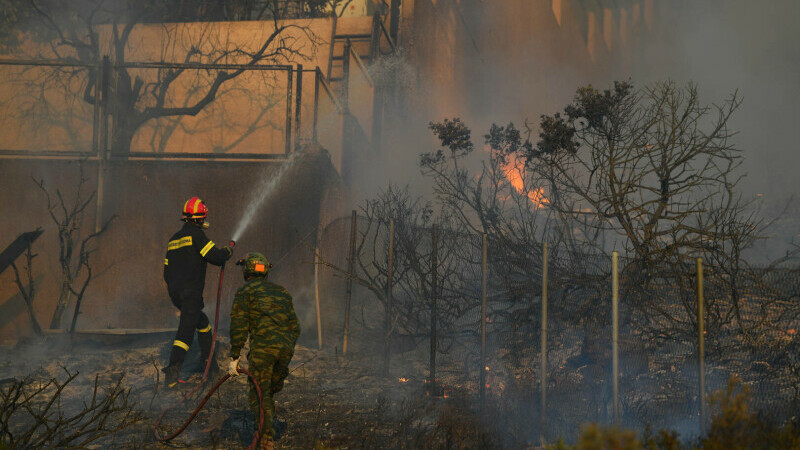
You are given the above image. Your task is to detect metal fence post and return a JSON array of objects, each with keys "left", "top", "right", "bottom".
[
  {"left": 106, "top": 56, "right": 116, "bottom": 154},
  {"left": 295, "top": 64, "right": 303, "bottom": 150},
  {"left": 343, "top": 210, "right": 357, "bottom": 355},
  {"left": 390, "top": 0, "right": 401, "bottom": 44},
  {"left": 285, "top": 66, "right": 294, "bottom": 154},
  {"left": 612, "top": 251, "right": 619, "bottom": 426},
  {"left": 94, "top": 57, "right": 110, "bottom": 234},
  {"left": 430, "top": 224, "right": 438, "bottom": 395},
  {"left": 315, "top": 225, "right": 323, "bottom": 349},
  {"left": 327, "top": 13, "right": 338, "bottom": 80},
  {"left": 371, "top": 75, "right": 383, "bottom": 155},
  {"left": 541, "top": 242, "right": 548, "bottom": 442},
  {"left": 342, "top": 39, "right": 351, "bottom": 114},
  {"left": 91, "top": 62, "right": 101, "bottom": 157},
  {"left": 480, "top": 233, "right": 488, "bottom": 412},
  {"left": 370, "top": 13, "right": 381, "bottom": 62},
  {"left": 384, "top": 219, "right": 394, "bottom": 375},
  {"left": 313, "top": 68, "right": 320, "bottom": 144},
  {"left": 697, "top": 257, "right": 706, "bottom": 436}
]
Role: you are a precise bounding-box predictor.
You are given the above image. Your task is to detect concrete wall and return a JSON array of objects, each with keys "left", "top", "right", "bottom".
[
  {"left": 0, "top": 146, "right": 347, "bottom": 341},
  {"left": 0, "top": 16, "right": 376, "bottom": 157},
  {"left": 0, "top": 1, "right": 666, "bottom": 341},
  {"left": 0, "top": 14, "right": 386, "bottom": 341}
]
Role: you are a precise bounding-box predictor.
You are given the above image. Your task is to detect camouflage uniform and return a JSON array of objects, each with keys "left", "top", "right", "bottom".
[{"left": 230, "top": 253, "right": 300, "bottom": 443}]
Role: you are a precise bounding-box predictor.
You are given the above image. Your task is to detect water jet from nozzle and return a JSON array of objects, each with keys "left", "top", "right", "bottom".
[{"left": 231, "top": 154, "right": 297, "bottom": 242}]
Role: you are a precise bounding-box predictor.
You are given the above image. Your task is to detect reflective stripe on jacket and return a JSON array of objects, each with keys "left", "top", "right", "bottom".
[{"left": 163, "top": 222, "right": 231, "bottom": 294}]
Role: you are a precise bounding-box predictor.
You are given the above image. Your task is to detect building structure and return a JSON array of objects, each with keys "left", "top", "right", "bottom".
[{"left": 0, "top": 0, "right": 661, "bottom": 340}]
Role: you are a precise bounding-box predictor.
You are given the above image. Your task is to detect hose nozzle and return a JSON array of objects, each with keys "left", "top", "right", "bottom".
[{"left": 228, "top": 240, "right": 236, "bottom": 248}]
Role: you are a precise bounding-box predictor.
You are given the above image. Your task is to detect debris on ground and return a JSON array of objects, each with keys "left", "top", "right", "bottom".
[{"left": 0, "top": 337, "right": 498, "bottom": 449}]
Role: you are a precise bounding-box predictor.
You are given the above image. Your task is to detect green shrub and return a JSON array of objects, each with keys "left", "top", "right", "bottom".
[
  {"left": 549, "top": 375, "right": 800, "bottom": 450},
  {"left": 701, "top": 375, "right": 800, "bottom": 450}
]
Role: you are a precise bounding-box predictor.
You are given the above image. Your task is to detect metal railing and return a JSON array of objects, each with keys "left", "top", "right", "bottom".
[{"left": 0, "top": 58, "right": 352, "bottom": 162}]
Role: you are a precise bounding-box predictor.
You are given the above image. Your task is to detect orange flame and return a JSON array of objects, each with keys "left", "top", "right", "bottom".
[
  {"left": 398, "top": 377, "right": 409, "bottom": 383},
  {"left": 502, "top": 156, "right": 548, "bottom": 208}
]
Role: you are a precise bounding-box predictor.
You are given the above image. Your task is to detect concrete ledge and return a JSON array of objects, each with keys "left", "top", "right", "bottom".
[{"left": 45, "top": 328, "right": 177, "bottom": 335}]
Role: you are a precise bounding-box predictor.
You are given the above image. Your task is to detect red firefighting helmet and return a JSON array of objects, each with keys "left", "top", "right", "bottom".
[{"left": 182, "top": 197, "right": 208, "bottom": 220}]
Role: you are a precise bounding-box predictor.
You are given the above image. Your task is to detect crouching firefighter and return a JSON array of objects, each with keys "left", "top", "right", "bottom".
[
  {"left": 162, "top": 197, "right": 233, "bottom": 388},
  {"left": 228, "top": 253, "right": 300, "bottom": 450}
]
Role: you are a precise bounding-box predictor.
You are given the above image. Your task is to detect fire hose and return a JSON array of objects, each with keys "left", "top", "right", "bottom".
[{"left": 154, "top": 241, "right": 265, "bottom": 449}]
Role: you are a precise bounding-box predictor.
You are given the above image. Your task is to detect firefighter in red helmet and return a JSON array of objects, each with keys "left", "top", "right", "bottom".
[{"left": 162, "top": 197, "right": 233, "bottom": 388}]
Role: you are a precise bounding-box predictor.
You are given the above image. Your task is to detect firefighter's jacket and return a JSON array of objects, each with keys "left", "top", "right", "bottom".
[{"left": 163, "top": 222, "right": 231, "bottom": 295}]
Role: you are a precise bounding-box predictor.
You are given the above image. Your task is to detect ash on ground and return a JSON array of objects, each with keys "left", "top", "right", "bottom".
[{"left": 0, "top": 336, "right": 485, "bottom": 449}]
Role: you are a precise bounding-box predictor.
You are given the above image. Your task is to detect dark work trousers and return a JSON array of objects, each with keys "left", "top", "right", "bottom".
[{"left": 168, "top": 288, "right": 213, "bottom": 368}]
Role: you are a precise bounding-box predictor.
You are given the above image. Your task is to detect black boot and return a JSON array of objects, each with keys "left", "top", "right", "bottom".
[
  {"left": 163, "top": 363, "right": 182, "bottom": 389},
  {"left": 198, "top": 329, "right": 214, "bottom": 364},
  {"left": 273, "top": 417, "right": 287, "bottom": 441}
]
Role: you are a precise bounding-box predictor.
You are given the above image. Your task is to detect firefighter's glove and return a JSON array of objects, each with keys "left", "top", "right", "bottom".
[
  {"left": 228, "top": 357, "right": 240, "bottom": 377},
  {"left": 223, "top": 246, "right": 233, "bottom": 259}
]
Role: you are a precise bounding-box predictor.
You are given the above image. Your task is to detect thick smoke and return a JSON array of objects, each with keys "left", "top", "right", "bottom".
[
  {"left": 639, "top": 0, "right": 800, "bottom": 197},
  {"left": 347, "top": 1, "right": 800, "bottom": 440},
  {"left": 384, "top": 1, "right": 800, "bottom": 199},
  {"left": 363, "top": 0, "right": 800, "bottom": 263}
]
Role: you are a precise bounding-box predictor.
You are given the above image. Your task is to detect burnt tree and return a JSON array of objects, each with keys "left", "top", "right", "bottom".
[
  {"left": 8, "top": 229, "right": 45, "bottom": 337},
  {"left": 0, "top": 368, "right": 141, "bottom": 448},
  {"left": 10, "top": 237, "right": 44, "bottom": 337},
  {"left": 34, "top": 162, "right": 115, "bottom": 330}
]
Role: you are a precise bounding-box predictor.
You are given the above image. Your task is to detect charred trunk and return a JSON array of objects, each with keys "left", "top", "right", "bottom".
[{"left": 49, "top": 276, "right": 72, "bottom": 329}]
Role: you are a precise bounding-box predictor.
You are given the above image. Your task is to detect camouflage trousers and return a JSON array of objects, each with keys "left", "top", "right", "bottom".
[{"left": 248, "top": 345, "right": 293, "bottom": 439}]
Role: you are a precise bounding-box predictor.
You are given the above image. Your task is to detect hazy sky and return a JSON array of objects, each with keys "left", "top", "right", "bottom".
[
  {"left": 443, "top": 0, "right": 800, "bottom": 197},
  {"left": 636, "top": 0, "right": 800, "bottom": 197}
]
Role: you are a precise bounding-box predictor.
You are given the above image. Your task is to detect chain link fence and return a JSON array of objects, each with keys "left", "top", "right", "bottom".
[{"left": 316, "top": 213, "right": 800, "bottom": 442}]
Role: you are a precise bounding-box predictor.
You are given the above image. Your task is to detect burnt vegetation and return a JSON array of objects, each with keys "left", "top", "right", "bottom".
[
  {"left": 9, "top": 229, "right": 45, "bottom": 338},
  {"left": 1, "top": 6, "right": 797, "bottom": 437},
  {"left": 23, "top": 78, "right": 784, "bottom": 448},
  {"left": 33, "top": 161, "right": 116, "bottom": 331},
  {"left": 317, "top": 80, "right": 800, "bottom": 445},
  {"left": 0, "top": 368, "right": 142, "bottom": 449}
]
